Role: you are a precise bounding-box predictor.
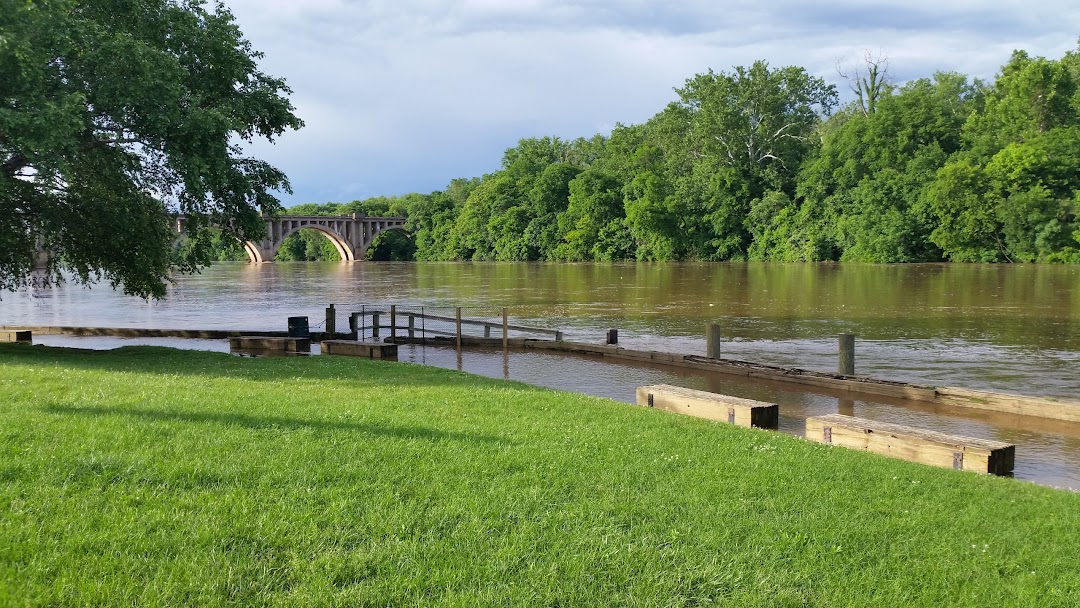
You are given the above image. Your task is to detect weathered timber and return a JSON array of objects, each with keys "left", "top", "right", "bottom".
[
  {"left": 935, "top": 387, "right": 1080, "bottom": 424},
  {"left": 681, "top": 355, "right": 939, "bottom": 401},
  {"left": 325, "top": 305, "right": 337, "bottom": 337},
  {"left": 706, "top": 323, "right": 722, "bottom": 359},
  {"left": 321, "top": 340, "right": 398, "bottom": 360},
  {"left": 606, "top": 328, "right": 618, "bottom": 345},
  {"left": 0, "top": 330, "right": 32, "bottom": 344},
  {"left": 805, "top": 414, "right": 1015, "bottom": 476},
  {"left": 229, "top": 336, "right": 310, "bottom": 353},
  {"left": 637, "top": 384, "right": 779, "bottom": 429},
  {"left": 838, "top": 333, "right": 855, "bottom": 375}
]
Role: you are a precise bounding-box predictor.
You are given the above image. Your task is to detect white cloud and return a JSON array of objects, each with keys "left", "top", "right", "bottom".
[{"left": 220, "top": 0, "right": 1080, "bottom": 205}]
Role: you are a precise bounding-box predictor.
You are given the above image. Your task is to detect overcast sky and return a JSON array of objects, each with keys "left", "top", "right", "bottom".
[{"left": 223, "top": 0, "right": 1080, "bottom": 208}]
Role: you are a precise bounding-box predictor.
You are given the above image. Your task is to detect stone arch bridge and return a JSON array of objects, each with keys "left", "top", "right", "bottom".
[{"left": 175, "top": 214, "right": 408, "bottom": 263}]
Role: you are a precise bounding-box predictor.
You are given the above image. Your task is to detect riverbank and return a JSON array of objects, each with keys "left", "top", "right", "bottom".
[{"left": 2, "top": 344, "right": 1078, "bottom": 605}]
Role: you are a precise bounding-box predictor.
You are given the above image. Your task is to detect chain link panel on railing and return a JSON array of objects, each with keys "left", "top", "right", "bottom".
[{"left": 316, "top": 303, "right": 563, "bottom": 343}]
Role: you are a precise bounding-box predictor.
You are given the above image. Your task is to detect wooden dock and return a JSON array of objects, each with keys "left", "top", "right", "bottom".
[{"left": 6, "top": 323, "right": 1079, "bottom": 425}]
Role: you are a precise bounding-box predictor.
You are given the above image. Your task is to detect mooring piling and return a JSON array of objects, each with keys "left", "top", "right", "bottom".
[
  {"left": 706, "top": 323, "right": 722, "bottom": 359},
  {"left": 838, "top": 333, "right": 855, "bottom": 376}
]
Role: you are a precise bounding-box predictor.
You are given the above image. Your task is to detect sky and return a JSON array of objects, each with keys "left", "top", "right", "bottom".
[{"left": 222, "top": 0, "right": 1080, "bottom": 208}]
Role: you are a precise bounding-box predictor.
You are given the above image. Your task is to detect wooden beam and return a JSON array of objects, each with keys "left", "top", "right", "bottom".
[
  {"left": 805, "top": 414, "right": 1015, "bottom": 476},
  {"left": 0, "top": 330, "right": 31, "bottom": 343},
  {"left": 636, "top": 384, "right": 779, "bottom": 429},
  {"left": 321, "top": 340, "right": 398, "bottom": 360},
  {"left": 229, "top": 336, "right": 310, "bottom": 353},
  {"left": 935, "top": 387, "right": 1080, "bottom": 424}
]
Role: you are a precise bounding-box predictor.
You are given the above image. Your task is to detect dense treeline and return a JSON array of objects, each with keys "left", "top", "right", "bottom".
[{"left": 276, "top": 45, "right": 1080, "bottom": 263}]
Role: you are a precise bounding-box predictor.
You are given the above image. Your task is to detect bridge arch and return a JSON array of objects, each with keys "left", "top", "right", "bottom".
[
  {"left": 248, "top": 224, "right": 357, "bottom": 263},
  {"left": 362, "top": 226, "right": 414, "bottom": 260}
]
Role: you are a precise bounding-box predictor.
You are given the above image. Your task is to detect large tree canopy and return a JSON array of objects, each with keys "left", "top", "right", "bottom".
[{"left": 0, "top": 0, "right": 302, "bottom": 297}]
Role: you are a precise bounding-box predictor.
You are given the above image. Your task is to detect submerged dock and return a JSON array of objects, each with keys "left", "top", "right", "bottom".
[{"left": 6, "top": 321, "right": 1079, "bottom": 424}]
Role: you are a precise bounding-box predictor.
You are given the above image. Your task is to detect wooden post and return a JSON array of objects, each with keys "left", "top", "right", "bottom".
[
  {"left": 838, "top": 333, "right": 855, "bottom": 376},
  {"left": 484, "top": 325, "right": 491, "bottom": 338},
  {"left": 555, "top": 331, "right": 564, "bottom": 341},
  {"left": 390, "top": 305, "right": 397, "bottom": 341},
  {"left": 606, "top": 328, "right": 618, "bottom": 345},
  {"left": 502, "top": 307, "right": 508, "bottom": 350},
  {"left": 371, "top": 312, "right": 380, "bottom": 339},
  {"left": 408, "top": 314, "right": 415, "bottom": 339},
  {"left": 455, "top": 307, "right": 462, "bottom": 350},
  {"left": 325, "top": 304, "right": 336, "bottom": 337},
  {"left": 349, "top": 312, "right": 362, "bottom": 340},
  {"left": 706, "top": 323, "right": 721, "bottom": 359}
]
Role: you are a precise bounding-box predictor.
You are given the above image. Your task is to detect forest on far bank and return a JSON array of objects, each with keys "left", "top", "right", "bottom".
[{"left": 229, "top": 44, "right": 1080, "bottom": 264}]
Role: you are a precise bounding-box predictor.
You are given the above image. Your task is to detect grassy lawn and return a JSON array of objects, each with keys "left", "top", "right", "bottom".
[{"left": 1, "top": 344, "right": 1078, "bottom": 607}]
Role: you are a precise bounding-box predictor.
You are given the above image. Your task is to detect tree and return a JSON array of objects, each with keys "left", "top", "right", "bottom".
[
  {"left": 837, "top": 50, "right": 892, "bottom": 116},
  {"left": 676, "top": 61, "right": 838, "bottom": 197},
  {"left": 0, "top": 0, "right": 302, "bottom": 297}
]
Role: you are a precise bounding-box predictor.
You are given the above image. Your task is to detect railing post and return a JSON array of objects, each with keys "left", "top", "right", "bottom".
[
  {"left": 325, "top": 304, "right": 336, "bottom": 338},
  {"left": 408, "top": 314, "right": 415, "bottom": 339},
  {"left": 706, "top": 323, "right": 721, "bottom": 359},
  {"left": 606, "top": 328, "right": 618, "bottom": 345},
  {"left": 838, "top": 333, "right": 855, "bottom": 376},
  {"left": 455, "top": 307, "right": 462, "bottom": 350},
  {"left": 372, "top": 312, "right": 380, "bottom": 339},
  {"left": 484, "top": 325, "right": 491, "bottom": 338},
  {"left": 349, "top": 312, "right": 361, "bottom": 340},
  {"left": 390, "top": 305, "right": 397, "bottom": 341},
  {"left": 502, "top": 307, "right": 508, "bottom": 350}
]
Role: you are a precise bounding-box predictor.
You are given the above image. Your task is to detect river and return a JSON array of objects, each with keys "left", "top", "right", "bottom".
[{"left": 3, "top": 262, "right": 1080, "bottom": 488}]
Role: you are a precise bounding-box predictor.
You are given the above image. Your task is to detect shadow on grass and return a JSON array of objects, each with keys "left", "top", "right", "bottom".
[
  {"left": 43, "top": 404, "right": 510, "bottom": 445},
  {"left": 1, "top": 343, "right": 524, "bottom": 390}
]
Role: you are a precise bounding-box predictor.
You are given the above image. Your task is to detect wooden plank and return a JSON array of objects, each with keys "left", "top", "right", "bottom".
[
  {"left": 229, "top": 336, "right": 310, "bottom": 353},
  {"left": 682, "top": 356, "right": 938, "bottom": 401},
  {"left": 636, "top": 384, "right": 779, "bottom": 429},
  {"left": 805, "top": 414, "right": 1015, "bottom": 476},
  {"left": 321, "top": 340, "right": 398, "bottom": 360},
  {"left": 936, "top": 387, "right": 1080, "bottom": 424}
]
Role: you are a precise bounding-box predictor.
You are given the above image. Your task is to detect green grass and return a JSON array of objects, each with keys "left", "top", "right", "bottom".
[{"left": 1, "top": 344, "right": 1078, "bottom": 607}]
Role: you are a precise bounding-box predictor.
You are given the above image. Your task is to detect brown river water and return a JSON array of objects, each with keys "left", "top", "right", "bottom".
[{"left": 3, "top": 262, "right": 1079, "bottom": 489}]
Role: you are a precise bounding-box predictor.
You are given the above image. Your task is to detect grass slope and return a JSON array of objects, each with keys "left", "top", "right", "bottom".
[{"left": 1, "top": 345, "right": 1078, "bottom": 607}]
